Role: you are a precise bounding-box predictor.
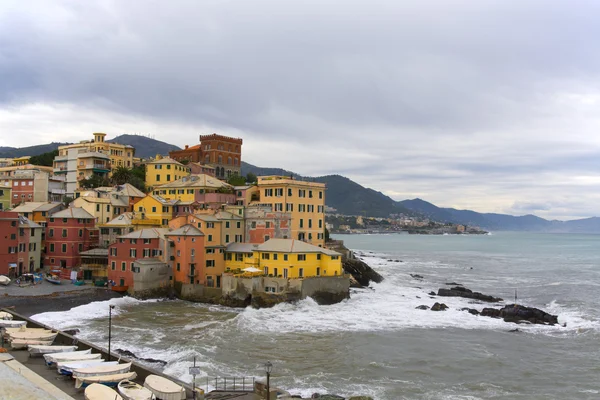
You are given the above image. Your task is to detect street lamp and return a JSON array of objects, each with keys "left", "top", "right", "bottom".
[
  {"left": 108, "top": 305, "right": 115, "bottom": 361},
  {"left": 264, "top": 361, "right": 273, "bottom": 400}
]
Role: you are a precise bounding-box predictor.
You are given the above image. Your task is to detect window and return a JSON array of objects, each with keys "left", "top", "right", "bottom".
[
  {"left": 264, "top": 266, "right": 268, "bottom": 275},
  {"left": 61, "top": 229, "right": 67, "bottom": 237},
  {"left": 10, "top": 233, "right": 16, "bottom": 240},
  {"left": 96, "top": 204, "right": 100, "bottom": 212},
  {"left": 143, "top": 249, "right": 150, "bottom": 257},
  {"left": 298, "top": 268, "right": 303, "bottom": 277},
  {"left": 299, "top": 219, "right": 304, "bottom": 228},
  {"left": 308, "top": 220, "right": 312, "bottom": 228},
  {"left": 61, "top": 244, "right": 67, "bottom": 253},
  {"left": 287, "top": 188, "right": 292, "bottom": 196},
  {"left": 207, "top": 222, "right": 214, "bottom": 228},
  {"left": 286, "top": 203, "right": 293, "bottom": 212},
  {"left": 264, "top": 235, "right": 270, "bottom": 241},
  {"left": 274, "top": 268, "right": 278, "bottom": 277},
  {"left": 309, "top": 190, "right": 313, "bottom": 198},
  {"left": 152, "top": 207, "right": 157, "bottom": 212},
  {"left": 283, "top": 254, "right": 288, "bottom": 261},
  {"left": 273, "top": 254, "right": 278, "bottom": 261},
  {"left": 298, "top": 189, "right": 306, "bottom": 198},
  {"left": 319, "top": 191, "right": 323, "bottom": 199},
  {"left": 50, "top": 244, "right": 55, "bottom": 252},
  {"left": 225, "top": 221, "right": 230, "bottom": 228},
  {"left": 78, "top": 229, "right": 83, "bottom": 237},
  {"left": 262, "top": 253, "right": 270, "bottom": 260},
  {"left": 283, "top": 268, "right": 288, "bottom": 279},
  {"left": 275, "top": 188, "right": 283, "bottom": 197},
  {"left": 225, "top": 234, "right": 230, "bottom": 243},
  {"left": 235, "top": 234, "right": 242, "bottom": 242},
  {"left": 78, "top": 243, "right": 83, "bottom": 252},
  {"left": 166, "top": 174, "right": 171, "bottom": 181},
  {"left": 319, "top": 219, "right": 323, "bottom": 228},
  {"left": 177, "top": 250, "right": 181, "bottom": 256},
  {"left": 144, "top": 238, "right": 151, "bottom": 244},
  {"left": 110, "top": 248, "right": 117, "bottom": 256},
  {"left": 317, "top": 254, "right": 321, "bottom": 260},
  {"left": 316, "top": 267, "right": 321, "bottom": 276},
  {"left": 236, "top": 221, "right": 241, "bottom": 228},
  {"left": 298, "top": 254, "right": 306, "bottom": 261},
  {"left": 331, "top": 256, "right": 339, "bottom": 260},
  {"left": 264, "top": 188, "right": 273, "bottom": 197},
  {"left": 131, "top": 262, "right": 135, "bottom": 271},
  {"left": 235, "top": 253, "right": 243, "bottom": 262},
  {"left": 156, "top": 175, "right": 160, "bottom": 182},
  {"left": 274, "top": 203, "right": 283, "bottom": 211},
  {"left": 191, "top": 249, "right": 195, "bottom": 257},
  {"left": 111, "top": 261, "right": 116, "bottom": 270},
  {"left": 131, "top": 239, "right": 137, "bottom": 244},
  {"left": 177, "top": 263, "right": 180, "bottom": 271},
  {"left": 130, "top": 249, "right": 137, "bottom": 258},
  {"left": 206, "top": 260, "right": 215, "bottom": 267},
  {"left": 266, "top": 221, "right": 271, "bottom": 228},
  {"left": 122, "top": 262, "right": 126, "bottom": 271},
  {"left": 208, "top": 234, "right": 212, "bottom": 242},
  {"left": 206, "top": 248, "right": 215, "bottom": 254}
]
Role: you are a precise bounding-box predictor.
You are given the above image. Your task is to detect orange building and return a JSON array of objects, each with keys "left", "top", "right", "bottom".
[
  {"left": 169, "top": 134, "right": 242, "bottom": 180},
  {"left": 165, "top": 225, "right": 205, "bottom": 285}
]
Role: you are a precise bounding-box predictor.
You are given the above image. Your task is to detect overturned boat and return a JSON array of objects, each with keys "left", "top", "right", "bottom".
[
  {"left": 58, "top": 360, "right": 116, "bottom": 376},
  {"left": 118, "top": 379, "right": 156, "bottom": 400},
  {"left": 144, "top": 374, "right": 186, "bottom": 400},
  {"left": 84, "top": 383, "right": 124, "bottom": 400},
  {"left": 75, "top": 371, "right": 137, "bottom": 389},
  {"left": 73, "top": 362, "right": 132, "bottom": 378},
  {"left": 28, "top": 345, "right": 78, "bottom": 356}
]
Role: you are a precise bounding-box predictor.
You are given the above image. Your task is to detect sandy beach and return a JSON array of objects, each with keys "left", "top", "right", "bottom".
[{"left": 0, "top": 280, "right": 121, "bottom": 317}]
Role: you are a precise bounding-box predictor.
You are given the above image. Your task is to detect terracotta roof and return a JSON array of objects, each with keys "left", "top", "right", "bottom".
[
  {"left": 165, "top": 224, "right": 204, "bottom": 237},
  {"left": 119, "top": 228, "right": 170, "bottom": 239},
  {"left": 156, "top": 174, "right": 231, "bottom": 190},
  {"left": 257, "top": 239, "right": 340, "bottom": 256},
  {"left": 52, "top": 207, "right": 95, "bottom": 219}
]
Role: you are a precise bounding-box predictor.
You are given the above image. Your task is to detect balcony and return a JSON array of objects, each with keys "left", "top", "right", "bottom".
[
  {"left": 53, "top": 167, "right": 69, "bottom": 174},
  {"left": 50, "top": 189, "right": 66, "bottom": 195},
  {"left": 81, "top": 164, "right": 110, "bottom": 173}
]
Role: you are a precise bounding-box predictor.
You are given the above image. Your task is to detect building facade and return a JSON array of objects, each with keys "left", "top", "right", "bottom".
[
  {"left": 145, "top": 155, "right": 191, "bottom": 189},
  {"left": 43, "top": 208, "right": 98, "bottom": 277},
  {"left": 165, "top": 225, "right": 205, "bottom": 285}
]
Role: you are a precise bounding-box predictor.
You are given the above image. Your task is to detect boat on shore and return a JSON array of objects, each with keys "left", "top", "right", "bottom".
[
  {"left": 45, "top": 275, "right": 61, "bottom": 285},
  {"left": 8, "top": 330, "right": 57, "bottom": 342},
  {"left": 44, "top": 349, "right": 94, "bottom": 365},
  {"left": 11, "top": 339, "right": 55, "bottom": 349},
  {"left": 111, "top": 285, "right": 129, "bottom": 293},
  {"left": 58, "top": 360, "right": 116, "bottom": 376},
  {"left": 75, "top": 371, "right": 137, "bottom": 389},
  {"left": 28, "top": 344, "right": 78, "bottom": 356},
  {"left": 0, "top": 275, "right": 10, "bottom": 286},
  {"left": 144, "top": 374, "right": 186, "bottom": 400},
  {"left": 0, "top": 311, "right": 12, "bottom": 320},
  {"left": 0, "top": 320, "right": 26, "bottom": 328},
  {"left": 118, "top": 379, "right": 156, "bottom": 400},
  {"left": 73, "top": 362, "right": 132, "bottom": 378},
  {"left": 84, "top": 383, "right": 124, "bottom": 400}
]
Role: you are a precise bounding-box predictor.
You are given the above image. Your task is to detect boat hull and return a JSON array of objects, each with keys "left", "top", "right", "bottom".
[
  {"left": 73, "top": 362, "right": 132, "bottom": 378},
  {"left": 11, "top": 339, "right": 54, "bottom": 349},
  {"left": 28, "top": 345, "right": 78, "bottom": 356},
  {"left": 84, "top": 383, "right": 124, "bottom": 400},
  {"left": 111, "top": 285, "right": 129, "bottom": 293},
  {"left": 76, "top": 371, "right": 137, "bottom": 389},
  {"left": 144, "top": 374, "right": 186, "bottom": 400},
  {"left": 118, "top": 379, "right": 155, "bottom": 400}
]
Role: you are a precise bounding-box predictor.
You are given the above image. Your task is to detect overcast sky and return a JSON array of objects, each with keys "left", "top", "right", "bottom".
[{"left": 1, "top": 0, "right": 599, "bottom": 220}]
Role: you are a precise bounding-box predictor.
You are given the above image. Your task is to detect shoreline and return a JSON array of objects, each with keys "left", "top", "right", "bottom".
[{"left": 0, "top": 287, "right": 122, "bottom": 317}]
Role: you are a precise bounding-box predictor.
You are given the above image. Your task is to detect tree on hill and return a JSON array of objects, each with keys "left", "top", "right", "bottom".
[
  {"left": 227, "top": 175, "right": 247, "bottom": 186},
  {"left": 109, "top": 166, "right": 146, "bottom": 192},
  {"left": 245, "top": 172, "right": 257, "bottom": 184},
  {"left": 29, "top": 150, "right": 59, "bottom": 167},
  {"left": 80, "top": 174, "right": 110, "bottom": 189}
]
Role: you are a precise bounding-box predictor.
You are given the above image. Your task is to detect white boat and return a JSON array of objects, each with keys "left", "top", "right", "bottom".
[
  {"left": 28, "top": 344, "right": 78, "bottom": 356},
  {"left": 8, "top": 330, "right": 57, "bottom": 342},
  {"left": 44, "top": 349, "right": 94, "bottom": 365},
  {"left": 4, "top": 327, "right": 50, "bottom": 335},
  {"left": 84, "top": 383, "right": 124, "bottom": 400},
  {"left": 0, "top": 275, "right": 10, "bottom": 286},
  {"left": 74, "top": 362, "right": 132, "bottom": 378},
  {"left": 144, "top": 375, "right": 186, "bottom": 400},
  {"left": 118, "top": 379, "right": 156, "bottom": 400},
  {"left": 0, "top": 320, "right": 26, "bottom": 328},
  {"left": 47, "top": 352, "right": 102, "bottom": 366},
  {"left": 0, "top": 311, "right": 13, "bottom": 320},
  {"left": 58, "top": 360, "right": 116, "bottom": 376},
  {"left": 75, "top": 371, "right": 137, "bottom": 389},
  {"left": 11, "top": 339, "right": 55, "bottom": 349}
]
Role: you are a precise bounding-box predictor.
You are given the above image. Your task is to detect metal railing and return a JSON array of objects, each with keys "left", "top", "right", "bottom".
[{"left": 202, "top": 377, "right": 255, "bottom": 393}]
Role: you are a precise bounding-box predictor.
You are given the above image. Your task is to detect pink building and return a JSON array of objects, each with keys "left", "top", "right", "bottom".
[{"left": 44, "top": 208, "right": 98, "bottom": 279}]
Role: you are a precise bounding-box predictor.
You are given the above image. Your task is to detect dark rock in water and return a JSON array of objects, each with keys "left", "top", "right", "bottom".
[
  {"left": 429, "top": 291, "right": 436, "bottom": 296},
  {"left": 481, "top": 305, "right": 559, "bottom": 325},
  {"left": 416, "top": 305, "right": 430, "bottom": 310},
  {"left": 343, "top": 258, "right": 384, "bottom": 287},
  {"left": 431, "top": 302, "right": 448, "bottom": 311},
  {"left": 63, "top": 329, "right": 80, "bottom": 336},
  {"left": 395, "top": 260, "right": 402, "bottom": 262},
  {"left": 349, "top": 397, "right": 375, "bottom": 400},
  {"left": 115, "top": 348, "right": 167, "bottom": 366},
  {"left": 509, "top": 328, "right": 521, "bottom": 333},
  {"left": 437, "top": 286, "right": 503, "bottom": 303},
  {"left": 445, "top": 282, "right": 462, "bottom": 286},
  {"left": 460, "top": 307, "right": 480, "bottom": 315},
  {"left": 312, "top": 395, "right": 344, "bottom": 400},
  {"left": 387, "top": 259, "right": 393, "bottom": 262},
  {"left": 410, "top": 274, "right": 424, "bottom": 280},
  {"left": 416, "top": 296, "right": 421, "bottom": 299}
]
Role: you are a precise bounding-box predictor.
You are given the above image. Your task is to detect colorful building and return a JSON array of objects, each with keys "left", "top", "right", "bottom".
[
  {"left": 0, "top": 211, "right": 19, "bottom": 276},
  {"left": 43, "top": 208, "right": 98, "bottom": 278},
  {"left": 132, "top": 195, "right": 178, "bottom": 226},
  {"left": 107, "top": 228, "right": 169, "bottom": 288},
  {"left": 225, "top": 238, "right": 342, "bottom": 279},
  {"left": 71, "top": 196, "right": 114, "bottom": 224},
  {"left": 0, "top": 167, "right": 66, "bottom": 206},
  {"left": 145, "top": 155, "right": 190, "bottom": 189},
  {"left": 165, "top": 225, "right": 205, "bottom": 285},
  {"left": 151, "top": 174, "right": 235, "bottom": 209},
  {"left": 250, "top": 176, "right": 326, "bottom": 247},
  {"left": 244, "top": 205, "right": 291, "bottom": 243},
  {"left": 0, "top": 183, "right": 11, "bottom": 211},
  {"left": 169, "top": 133, "right": 243, "bottom": 180},
  {"left": 75, "top": 184, "right": 145, "bottom": 215}
]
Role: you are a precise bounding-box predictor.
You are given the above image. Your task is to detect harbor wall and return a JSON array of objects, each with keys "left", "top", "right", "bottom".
[{"left": 1, "top": 308, "right": 198, "bottom": 398}]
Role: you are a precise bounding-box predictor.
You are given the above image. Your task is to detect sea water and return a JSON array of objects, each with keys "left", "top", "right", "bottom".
[{"left": 32, "top": 232, "right": 600, "bottom": 399}]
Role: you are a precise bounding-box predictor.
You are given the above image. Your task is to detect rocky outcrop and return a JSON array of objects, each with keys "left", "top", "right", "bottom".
[
  {"left": 480, "top": 304, "right": 559, "bottom": 325},
  {"left": 115, "top": 348, "right": 167, "bottom": 366},
  {"left": 410, "top": 274, "right": 424, "bottom": 280},
  {"left": 415, "top": 305, "right": 430, "bottom": 310},
  {"left": 343, "top": 258, "right": 384, "bottom": 288},
  {"left": 437, "top": 286, "right": 503, "bottom": 303},
  {"left": 460, "top": 307, "right": 480, "bottom": 315},
  {"left": 431, "top": 302, "right": 448, "bottom": 311}
]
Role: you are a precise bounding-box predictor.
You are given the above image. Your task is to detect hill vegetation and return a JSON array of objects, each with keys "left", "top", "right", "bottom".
[{"left": 107, "top": 134, "right": 181, "bottom": 158}]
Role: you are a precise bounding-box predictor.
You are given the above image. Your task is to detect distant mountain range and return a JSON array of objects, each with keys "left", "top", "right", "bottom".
[{"left": 2, "top": 138, "right": 597, "bottom": 232}]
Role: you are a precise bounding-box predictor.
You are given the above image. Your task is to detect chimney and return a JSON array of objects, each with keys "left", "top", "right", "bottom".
[{"left": 185, "top": 145, "right": 189, "bottom": 149}]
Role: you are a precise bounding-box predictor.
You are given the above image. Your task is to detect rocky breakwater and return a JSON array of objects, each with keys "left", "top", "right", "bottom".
[
  {"left": 437, "top": 286, "right": 503, "bottom": 302},
  {"left": 481, "top": 304, "right": 560, "bottom": 325},
  {"left": 342, "top": 257, "right": 384, "bottom": 288},
  {"left": 416, "top": 285, "right": 560, "bottom": 326}
]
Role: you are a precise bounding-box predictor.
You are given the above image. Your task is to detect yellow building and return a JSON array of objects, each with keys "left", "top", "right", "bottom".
[
  {"left": 58, "top": 133, "right": 135, "bottom": 169},
  {"left": 12, "top": 156, "right": 31, "bottom": 166},
  {"left": 152, "top": 174, "right": 234, "bottom": 206},
  {"left": 225, "top": 238, "right": 342, "bottom": 278},
  {"left": 132, "top": 195, "right": 178, "bottom": 226},
  {"left": 250, "top": 176, "right": 326, "bottom": 247},
  {"left": 145, "top": 155, "right": 190, "bottom": 188},
  {"left": 71, "top": 196, "right": 114, "bottom": 224}
]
